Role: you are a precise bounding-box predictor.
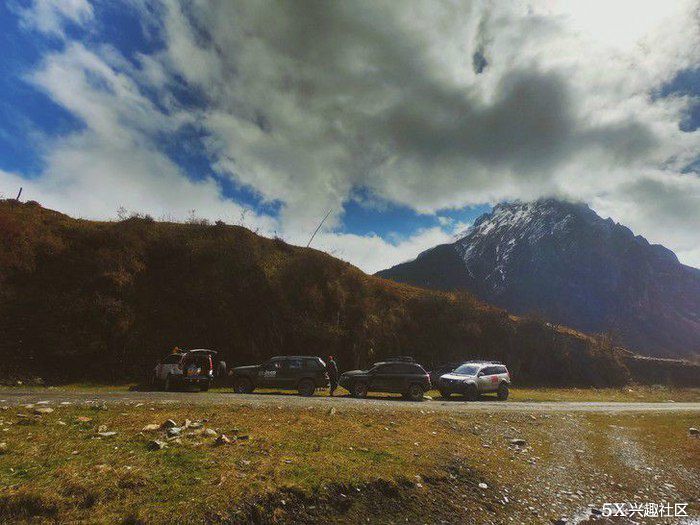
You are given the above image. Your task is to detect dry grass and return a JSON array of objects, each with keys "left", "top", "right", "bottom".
[{"left": 0, "top": 400, "right": 698, "bottom": 524}]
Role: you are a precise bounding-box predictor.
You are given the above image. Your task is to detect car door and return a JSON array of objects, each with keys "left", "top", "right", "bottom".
[
  {"left": 258, "top": 358, "right": 283, "bottom": 388},
  {"left": 282, "top": 358, "right": 304, "bottom": 389},
  {"left": 477, "top": 366, "right": 494, "bottom": 392},
  {"left": 480, "top": 366, "right": 500, "bottom": 392},
  {"left": 369, "top": 364, "right": 393, "bottom": 392}
]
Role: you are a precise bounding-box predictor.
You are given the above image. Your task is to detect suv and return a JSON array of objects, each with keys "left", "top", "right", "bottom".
[
  {"left": 152, "top": 349, "right": 219, "bottom": 391},
  {"left": 339, "top": 361, "right": 431, "bottom": 401},
  {"left": 438, "top": 361, "right": 510, "bottom": 400},
  {"left": 230, "top": 356, "right": 329, "bottom": 396}
]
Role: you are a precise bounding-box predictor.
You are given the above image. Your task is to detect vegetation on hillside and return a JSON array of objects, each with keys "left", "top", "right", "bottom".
[{"left": 0, "top": 200, "right": 696, "bottom": 386}]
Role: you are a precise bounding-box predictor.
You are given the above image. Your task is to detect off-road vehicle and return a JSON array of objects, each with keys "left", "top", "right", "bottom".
[
  {"left": 152, "top": 349, "right": 220, "bottom": 392},
  {"left": 230, "top": 356, "right": 329, "bottom": 396},
  {"left": 339, "top": 361, "right": 431, "bottom": 401},
  {"left": 438, "top": 361, "right": 510, "bottom": 400}
]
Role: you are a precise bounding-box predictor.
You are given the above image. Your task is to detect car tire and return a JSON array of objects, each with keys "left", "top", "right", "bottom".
[
  {"left": 164, "top": 374, "right": 173, "bottom": 392},
  {"left": 497, "top": 383, "right": 509, "bottom": 401},
  {"left": 351, "top": 382, "right": 368, "bottom": 398},
  {"left": 234, "top": 377, "right": 253, "bottom": 394},
  {"left": 464, "top": 384, "right": 479, "bottom": 401},
  {"left": 200, "top": 382, "right": 210, "bottom": 392},
  {"left": 407, "top": 383, "right": 424, "bottom": 402},
  {"left": 298, "top": 379, "right": 315, "bottom": 397},
  {"left": 439, "top": 390, "right": 451, "bottom": 399}
]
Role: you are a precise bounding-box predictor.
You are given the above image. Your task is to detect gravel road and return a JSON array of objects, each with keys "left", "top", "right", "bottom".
[{"left": 1, "top": 389, "right": 699, "bottom": 413}]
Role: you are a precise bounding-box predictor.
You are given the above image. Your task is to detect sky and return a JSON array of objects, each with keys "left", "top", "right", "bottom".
[{"left": 0, "top": 0, "right": 699, "bottom": 272}]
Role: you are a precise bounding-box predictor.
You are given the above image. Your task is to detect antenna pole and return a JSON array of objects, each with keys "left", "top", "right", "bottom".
[
  {"left": 306, "top": 209, "right": 332, "bottom": 248},
  {"left": 16, "top": 187, "right": 23, "bottom": 201}
]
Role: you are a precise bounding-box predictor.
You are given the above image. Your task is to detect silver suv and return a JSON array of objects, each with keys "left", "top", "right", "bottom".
[{"left": 438, "top": 361, "right": 510, "bottom": 400}]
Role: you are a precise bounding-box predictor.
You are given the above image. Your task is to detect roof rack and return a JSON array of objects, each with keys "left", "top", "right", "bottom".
[{"left": 461, "top": 360, "right": 503, "bottom": 365}]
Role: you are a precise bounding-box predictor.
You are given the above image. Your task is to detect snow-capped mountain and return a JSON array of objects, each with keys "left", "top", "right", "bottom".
[{"left": 377, "top": 199, "right": 700, "bottom": 359}]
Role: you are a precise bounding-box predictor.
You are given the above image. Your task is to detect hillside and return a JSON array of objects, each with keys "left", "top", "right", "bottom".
[
  {"left": 377, "top": 199, "right": 700, "bottom": 360},
  {"left": 0, "top": 199, "right": 697, "bottom": 386}
]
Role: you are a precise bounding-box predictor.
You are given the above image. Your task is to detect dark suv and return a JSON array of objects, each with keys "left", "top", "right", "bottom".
[
  {"left": 230, "top": 356, "right": 329, "bottom": 396},
  {"left": 339, "top": 361, "right": 431, "bottom": 401}
]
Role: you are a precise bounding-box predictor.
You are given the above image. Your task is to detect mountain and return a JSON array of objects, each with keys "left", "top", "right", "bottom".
[
  {"left": 377, "top": 199, "right": 700, "bottom": 360},
  {"left": 1, "top": 199, "right": 697, "bottom": 386}
]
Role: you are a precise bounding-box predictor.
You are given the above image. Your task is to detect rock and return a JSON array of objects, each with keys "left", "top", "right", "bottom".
[
  {"left": 689, "top": 427, "right": 699, "bottom": 436},
  {"left": 142, "top": 424, "right": 160, "bottom": 432},
  {"left": 34, "top": 407, "right": 54, "bottom": 414},
  {"left": 478, "top": 483, "right": 488, "bottom": 489},
  {"left": 328, "top": 407, "right": 336, "bottom": 416},
  {"left": 215, "top": 434, "right": 232, "bottom": 446},
  {"left": 0, "top": 442, "right": 7, "bottom": 454},
  {"left": 552, "top": 519, "right": 568, "bottom": 525},
  {"left": 161, "top": 419, "right": 178, "bottom": 429},
  {"left": 204, "top": 429, "right": 218, "bottom": 438},
  {"left": 76, "top": 416, "right": 92, "bottom": 423},
  {"left": 510, "top": 438, "right": 526, "bottom": 446},
  {"left": 189, "top": 421, "right": 204, "bottom": 429},
  {"left": 237, "top": 434, "right": 250, "bottom": 441},
  {"left": 166, "top": 427, "right": 182, "bottom": 437},
  {"left": 147, "top": 439, "right": 167, "bottom": 451},
  {"left": 423, "top": 395, "right": 433, "bottom": 400},
  {"left": 97, "top": 424, "right": 108, "bottom": 433},
  {"left": 97, "top": 431, "right": 117, "bottom": 437}
]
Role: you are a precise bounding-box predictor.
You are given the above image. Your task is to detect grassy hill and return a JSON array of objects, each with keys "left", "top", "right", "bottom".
[{"left": 0, "top": 199, "right": 697, "bottom": 386}]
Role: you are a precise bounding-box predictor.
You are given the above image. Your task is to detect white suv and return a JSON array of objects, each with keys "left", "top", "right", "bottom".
[{"left": 438, "top": 361, "right": 510, "bottom": 400}]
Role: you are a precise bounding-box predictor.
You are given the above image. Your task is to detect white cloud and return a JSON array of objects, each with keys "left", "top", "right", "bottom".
[
  {"left": 4, "top": 0, "right": 700, "bottom": 270},
  {"left": 16, "top": 0, "right": 94, "bottom": 37}
]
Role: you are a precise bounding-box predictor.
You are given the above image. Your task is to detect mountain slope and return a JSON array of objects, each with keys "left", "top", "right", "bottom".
[
  {"left": 2, "top": 199, "right": 697, "bottom": 386},
  {"left": 377, "top": 199, "right": 700, "bottom": 359}
]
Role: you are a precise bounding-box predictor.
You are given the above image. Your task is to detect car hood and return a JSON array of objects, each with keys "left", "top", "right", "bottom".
[
  {"left": 440, "top": 373, "right": 476, "bottom": 381},
  {"left": 340, "top": 369, "right": 367, "bottom": 377},
  {"left": 233, "top": 365, "right": 260, "bottom": 373}
]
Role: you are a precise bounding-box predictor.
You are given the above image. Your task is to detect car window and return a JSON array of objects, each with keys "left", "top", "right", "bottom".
[
  {"left": 265, "top": 359, "right": 283, "bottom": 370},
  {"left": 288, "top": 359, "right": 304, "bottom": 370},
  {"left": 495, "top": 366, "right": 507, "bottom": 374},
  {"left": 483, "top": 366, "right": 497, "bottom": 375},
  {"left": 304, "top": 358, "right": 322, "bottom": 369},
  {"left": 454, "top": 364, "right": 479, "bottom": 375}
]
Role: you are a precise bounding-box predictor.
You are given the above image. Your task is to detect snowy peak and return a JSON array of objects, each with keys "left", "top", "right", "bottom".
[{"left": 377, "top": 198, "right": 700, "bottom": 359}]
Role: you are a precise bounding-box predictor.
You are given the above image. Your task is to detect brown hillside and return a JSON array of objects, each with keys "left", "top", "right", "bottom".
[{"left": 0, "top": 200, "right": 696, "bottom": 386}]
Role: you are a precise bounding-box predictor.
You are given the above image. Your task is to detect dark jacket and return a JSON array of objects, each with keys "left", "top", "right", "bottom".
[{"left": 326, "top": 360, "right": 339, "bottom": 380}]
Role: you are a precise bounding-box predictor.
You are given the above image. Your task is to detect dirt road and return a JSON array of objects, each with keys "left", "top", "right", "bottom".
[{"left": 2, "top": 389, "right": 699, "bottom": 413}]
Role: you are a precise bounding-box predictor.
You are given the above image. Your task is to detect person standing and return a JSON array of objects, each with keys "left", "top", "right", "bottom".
[{"left": 326, "top": 356, "right": 339, "bottom": 396}]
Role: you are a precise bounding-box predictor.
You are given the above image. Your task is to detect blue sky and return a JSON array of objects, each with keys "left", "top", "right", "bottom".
[{"left": 1, "top": 1, "right": 699, "bottom": 271}]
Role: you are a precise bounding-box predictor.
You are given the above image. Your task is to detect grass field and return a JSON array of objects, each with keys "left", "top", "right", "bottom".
[{"left": 0, "top": 398, "right": 698, "bottom": 524}]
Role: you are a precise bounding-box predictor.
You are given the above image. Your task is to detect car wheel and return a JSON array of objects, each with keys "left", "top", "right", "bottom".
[
  {"left": 407, "top": 383, "right": 424, "bottom": 402},
  {"left": 200, "top": 382, "right": 210, "bottom": 392},
  {"left": 497, "top": 383, "right": 509, "bottom": 401},
  {"left": 234, "top": 377, "right": 254, "bottom": 394},
  {"left": 164, "top": 374, "right": 172, "bottom": 392},
  {"left": 298, "top": 379, "right": 315, "bottom": 397},
  {"left": 351, "top": 382, "right": 368, "bottom": 398},
  {"left": 464, "top": 384, "right": 479, "bottom": 401},
  {"left": 439, "top": 390, "right": 451, "bottom": 399}
]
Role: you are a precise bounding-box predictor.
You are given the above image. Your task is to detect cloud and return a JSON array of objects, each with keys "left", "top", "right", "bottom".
[
  {"left": 3, "top": 0, "right": 700, "bottom": 270},
  {"left": 1, "top": 41, "right": 276, "bottom": 233},
  {"left": 15, "top": 0, "right": 94, "bottom": 37}
]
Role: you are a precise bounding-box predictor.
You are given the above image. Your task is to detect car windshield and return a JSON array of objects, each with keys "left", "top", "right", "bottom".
[{"left": 453, "top": 364, "right": 479, "bottom": 375}]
